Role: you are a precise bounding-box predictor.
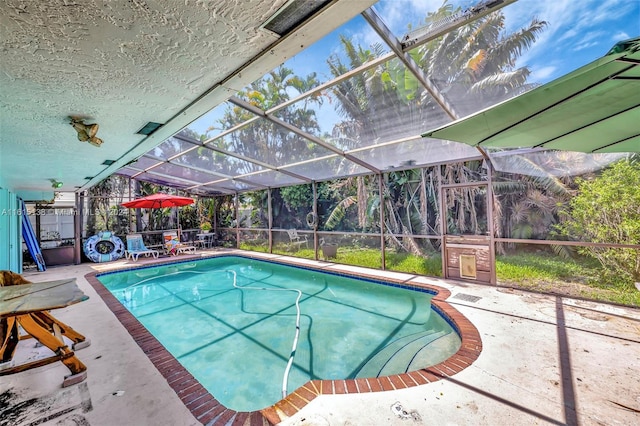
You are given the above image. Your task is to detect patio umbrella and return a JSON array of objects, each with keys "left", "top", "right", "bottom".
[
  {"left": 422, "top": 37, "right": 640, "bottom": 153},
  {"left": 122, "top": 193, "right": 195, "bottom": 230}
]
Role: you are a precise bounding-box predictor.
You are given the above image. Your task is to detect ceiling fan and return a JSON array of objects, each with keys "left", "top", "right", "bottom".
[{"left": 70, "top": 117, "right": 103, "bottom": 147}]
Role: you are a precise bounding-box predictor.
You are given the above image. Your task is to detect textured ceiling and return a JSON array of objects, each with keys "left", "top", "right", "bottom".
[{"left": 0, "top": 0, "right": 375, "bottom": 197}]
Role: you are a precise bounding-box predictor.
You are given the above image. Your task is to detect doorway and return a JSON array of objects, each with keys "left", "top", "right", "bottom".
[{"left": 440, "top": 182, "right": 495, "bottom": 284}]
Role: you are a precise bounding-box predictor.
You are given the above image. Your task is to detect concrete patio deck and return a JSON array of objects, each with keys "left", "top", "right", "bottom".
[{"left": 2, "top": 249, "right": 639, "bottom": 425}]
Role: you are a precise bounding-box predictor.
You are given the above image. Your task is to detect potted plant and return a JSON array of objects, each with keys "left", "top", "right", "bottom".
[
  {"left": 200, "top": 221, "right": 212, "bottom": 233},
  {"left": 320, "top": 239, "right": 338, "bottom": 259}
]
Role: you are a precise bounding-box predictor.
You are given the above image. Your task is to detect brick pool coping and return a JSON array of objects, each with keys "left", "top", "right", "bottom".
[{"left": 85, "top": 253, "right": 482, "bottom": 425}]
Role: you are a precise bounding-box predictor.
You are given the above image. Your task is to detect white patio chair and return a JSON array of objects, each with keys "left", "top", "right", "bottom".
[{"left": 286, "top": 229, "right": 308, "bottom": 250}]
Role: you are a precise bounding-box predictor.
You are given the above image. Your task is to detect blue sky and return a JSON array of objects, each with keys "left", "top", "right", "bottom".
[
  {"left": 188, "top": 0, "right": 640, "bottom": 136},
  {"left": 296, "top": 0, "right": 640, "bottom": 133},
  {"left": 499, "top": 0, "right": 640, "bottom": 81}
]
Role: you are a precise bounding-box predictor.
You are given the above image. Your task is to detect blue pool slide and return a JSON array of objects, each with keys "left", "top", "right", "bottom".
[{"left": 21, "top": 199, "right": 46, "bottom": 272}]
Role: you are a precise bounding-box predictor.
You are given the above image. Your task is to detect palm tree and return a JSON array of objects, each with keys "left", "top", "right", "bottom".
[
  {"left": 86, "top": 175, "right": 129, "bottom": 237},
  {"left": 417, "top": 3, "right": 547, "bottom": 116},
  {"left": 209, "top": 67, "right": 327, "bottom": 227},
  {"left": 215, "top": 66, "right": 325, "bottom": 171},
  {"left": 324, "top": 2, "right": 547, "bottom": 254}
]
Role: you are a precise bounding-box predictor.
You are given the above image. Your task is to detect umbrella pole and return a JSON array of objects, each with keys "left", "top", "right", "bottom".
[{"left": 176, "top": 207, "right": 180, "bottom": 238}]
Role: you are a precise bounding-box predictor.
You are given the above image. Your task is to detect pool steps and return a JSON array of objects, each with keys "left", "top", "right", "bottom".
[{"left": 356, "top": 329, "right": 455, "bottom": 377}]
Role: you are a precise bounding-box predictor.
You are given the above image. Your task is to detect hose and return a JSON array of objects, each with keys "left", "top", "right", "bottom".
[{"left": 225, "top": 269, "right": 302, "bottom": 398}]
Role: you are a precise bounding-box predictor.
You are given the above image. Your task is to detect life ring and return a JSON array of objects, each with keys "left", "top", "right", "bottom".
[
  {"left": 83, "top": 231, "right": 125, "bottom": 263},
  {"left": 306, "top": 211, "right": 318, "bottom": 229}
]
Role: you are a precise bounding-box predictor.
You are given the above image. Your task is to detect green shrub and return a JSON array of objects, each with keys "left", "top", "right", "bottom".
[{"left": 557, "top": 159, "right": 640, "bottom": 284}]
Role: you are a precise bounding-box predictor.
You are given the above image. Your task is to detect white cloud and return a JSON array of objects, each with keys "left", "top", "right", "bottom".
[
  {"left": 587, "top": 0, "right": 632, "bottom": 26},
  {"left": 557, "top": 28, "right": 578, "bottom": 43},
  {"left": 358, "top": 20, "right": 385, "bottom": 50},
  {"left": 507, "top": 0, "right": 638, "bottom": 73},
  {"left": 611, "top": 31, "right": 630, "bottom": 41},
  {"left": 573, "top": 41, "right": 600, "bottom": 52},
  {"left": 530, "top": 66, "right": 556, "bottom": 81},
  {"left": 574, "top": 30, "right": 607, "bottom": 47}
]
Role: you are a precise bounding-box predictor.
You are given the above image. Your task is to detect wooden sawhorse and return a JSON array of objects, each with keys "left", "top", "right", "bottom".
[{"left": 0, "top": 279, "right": 91, "bottom": 387}]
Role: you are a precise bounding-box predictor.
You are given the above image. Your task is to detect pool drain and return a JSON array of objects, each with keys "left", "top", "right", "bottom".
[{"left": 453, "top": 293, "right": 482, "bottom": 303}]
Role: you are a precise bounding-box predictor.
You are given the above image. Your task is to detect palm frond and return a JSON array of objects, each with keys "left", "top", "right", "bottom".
[
  {"left": 470, "top": 68, "right": 530, "bottom": 92},
  {"left": 324, "top": 195, "right": 357, "bottom": 230},
  {"left": 495, "top": 155, "right": 571, "bottom": 196},
  {"left": 490, "top": 18, "right": 548, "bottom": 68},
  {"left": 551, "top": 244, "right": 575, "bottom": 260}
]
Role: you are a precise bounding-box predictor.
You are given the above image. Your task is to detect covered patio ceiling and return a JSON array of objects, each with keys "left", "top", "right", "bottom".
[
  {"left": 0, "top": 0, "right": 380, "bottom": 196},
  {"left": 2, "top": 0, "right": 637, "bottom": 198}
]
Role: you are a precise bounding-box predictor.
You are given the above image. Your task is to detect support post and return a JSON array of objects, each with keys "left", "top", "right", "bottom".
[
  {"left": 378, "top": 174, "right": 386, "bottom": 270},
  {"left": 486, "top": 160, "right": 497, "bottom": 284},
  {"left": 234, "top": 193, "right": 239, "bottom": 248},
  {"left": 74, "top": 192, "right": 81, "bottom": 264},
  {"left": 312, "top": 181, "right": 318, "bottom": 260},
  {"left": 439, "top": 165, "right": 447, "bottom": 279},
  {"left": 268, "top": 188, "right": 273, "bottom": 253},
  {"left": 127, "top": 177, "right": 132, "bottom": 232}
]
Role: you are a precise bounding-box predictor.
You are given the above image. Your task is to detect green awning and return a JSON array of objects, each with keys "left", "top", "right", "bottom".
[{"left": 422, "top": 37, "right": 640, "bottom": 153}]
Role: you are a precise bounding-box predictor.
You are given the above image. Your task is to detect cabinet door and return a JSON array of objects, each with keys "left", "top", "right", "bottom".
[{"left": 0, "top": 189, "right": 22, "bottom": 272}]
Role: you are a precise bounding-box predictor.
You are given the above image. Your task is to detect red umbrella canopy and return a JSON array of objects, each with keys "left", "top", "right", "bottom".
[{"left": 122, "top": 193, "right": 194, "bottom": 209}]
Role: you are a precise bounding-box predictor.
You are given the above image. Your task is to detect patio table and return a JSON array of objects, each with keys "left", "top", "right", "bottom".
[{"left": 196, "top": 233, "right": 215, "bottom": 248}]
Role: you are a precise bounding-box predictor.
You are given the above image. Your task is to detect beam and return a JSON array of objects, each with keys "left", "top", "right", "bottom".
[
  {"left": 175, "top": 133, "right": 311, "bottom": 183},
  {"left": 399, "top": 0, "right": 517, "bottom": 51},
  {"left": 362, "top": 7, "right": 459, "bottom": 120}
]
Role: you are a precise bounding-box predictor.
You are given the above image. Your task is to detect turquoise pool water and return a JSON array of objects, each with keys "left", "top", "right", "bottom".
[{"left": 97, "top": 256, "right": 461, "bottom": 411}]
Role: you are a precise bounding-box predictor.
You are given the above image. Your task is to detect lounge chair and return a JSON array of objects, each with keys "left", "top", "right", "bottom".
[
  {"left": 125, "top": 234, "right": 159, "bottom": 261},
  {"left": 163, "top": 231, "right": 197, "bottom": 256}
]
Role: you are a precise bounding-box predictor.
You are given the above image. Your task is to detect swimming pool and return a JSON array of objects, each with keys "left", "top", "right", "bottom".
[{"left": 97, "top": 256, "right": 462, "bottom": 411}]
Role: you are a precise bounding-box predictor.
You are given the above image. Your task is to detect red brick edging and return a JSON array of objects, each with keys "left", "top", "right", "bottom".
[{"left": 85, "top": 254, "right": 482, "bottom": 425}]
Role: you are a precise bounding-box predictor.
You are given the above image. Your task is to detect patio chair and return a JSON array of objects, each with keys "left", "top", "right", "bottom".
[
  {"left": 195, "top": 232, "right": 216, "bottom": 249},
  {"left": 287, "top": 229, "right": 308, "bottom": 250},
  {"left": 163, "top": 231, "right": 197, "bottom": 256},
  {"left": 125, "top": 234, "right": 159, "bottom": 261}
]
